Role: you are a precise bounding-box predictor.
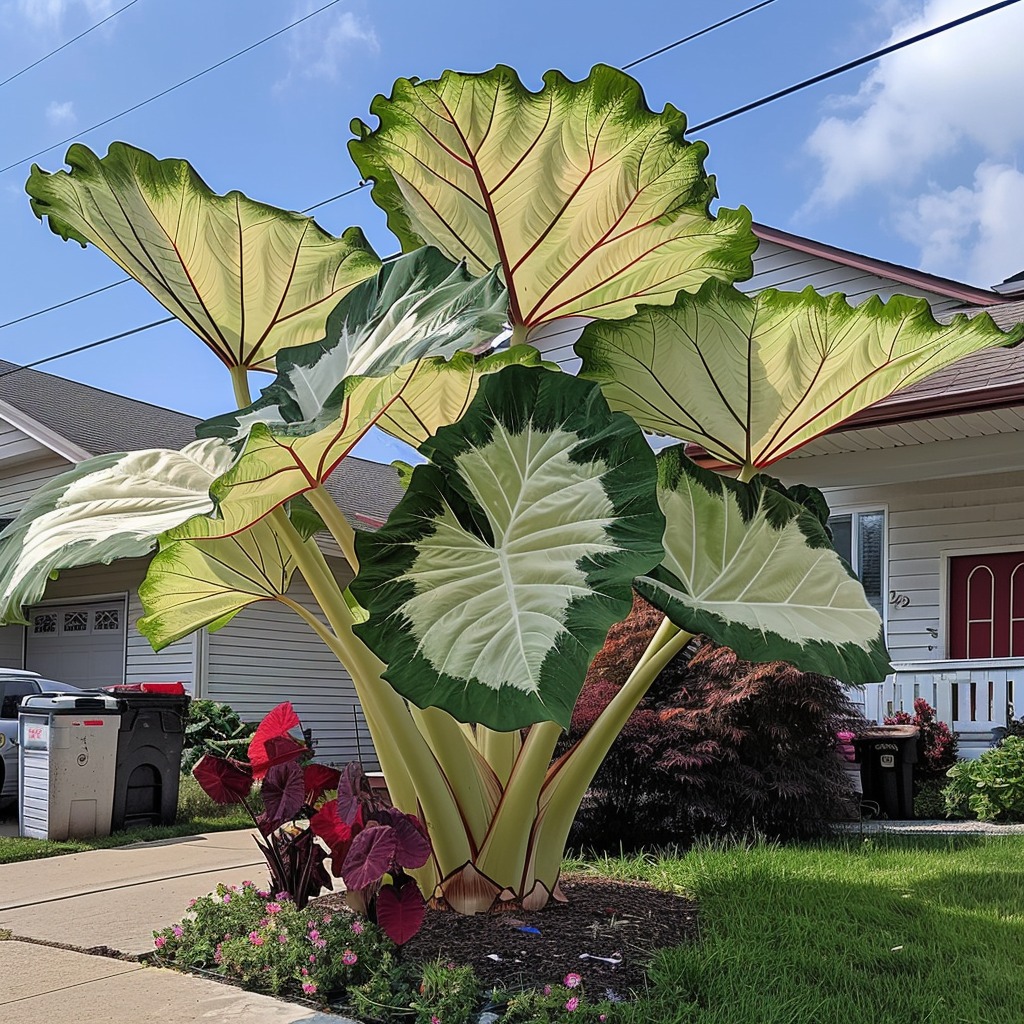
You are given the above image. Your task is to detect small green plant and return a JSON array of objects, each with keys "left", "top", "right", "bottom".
[
  {"left": 152, "top": 880, "right": 389, "bottom": 1001},
  {"left": 347, "top": 948, "right": 415, "bottom": 1022},
  {"left": 181, "top": 699, "right": 257, "bottom": 773},
  {"left": 500, "top": 974, "right": 615, "bottom": 1023},
  {"left": 912, "top": 777, "right": 949, "bottom": 820},
  {"left": 412, "top": 960, "right": 483, "bottom": 1024},
  {"left": 943, "top": 736, "right": 1024, "bottom": 822}
]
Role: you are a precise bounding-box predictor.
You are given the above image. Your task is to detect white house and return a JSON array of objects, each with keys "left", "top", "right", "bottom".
[{"left": 0, "top": 363, "right": 404, "bottom": 766}]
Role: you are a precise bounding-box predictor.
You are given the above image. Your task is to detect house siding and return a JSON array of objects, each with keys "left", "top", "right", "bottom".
[
  {"left": 0, "top": 451, "right": 70, "bottom": 517},
  {"left": 205, "top": 562, "right": 377, "bottom": 768},
  {"left": 823, "top": 470, "right": 1024, "bottom": 662}
]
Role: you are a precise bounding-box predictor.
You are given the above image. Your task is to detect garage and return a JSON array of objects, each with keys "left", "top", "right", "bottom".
[{"left": 25, "top": 600, "right": 127, "bottom": 688}]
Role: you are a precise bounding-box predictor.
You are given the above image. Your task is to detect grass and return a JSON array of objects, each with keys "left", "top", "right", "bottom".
[
  {"left": 0, "top": 775, "right": 251, "bottom": 865},
  {"left": 565, "top": 835, "right": 1024, "bottom": 1024}
]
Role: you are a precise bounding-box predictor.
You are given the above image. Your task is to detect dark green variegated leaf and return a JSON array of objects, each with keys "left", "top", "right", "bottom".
[
  {"left": 27, "top": 142, "right": 381, "bottom": 371},
  {"left": 137, "top": 513, "right": 299, "bottom": 650},
  {"left": 634, "top": 447, "right": 890, "bottom": 683},
  {"left": 350, "top": 64, "right": 754, "bottom": 330},
  {"left": 576, "top": 280, "right": 1024, "bottom": 469},
  {"left": 350, "top": 365, "right": 665, "bottom": 730},
  {"left": 0, "top": 440, "right": 234, "bottom": 624}
]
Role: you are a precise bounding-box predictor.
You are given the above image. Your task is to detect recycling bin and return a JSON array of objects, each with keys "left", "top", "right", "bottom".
[
  {"left": 104, "top": 683, "right": 191, "bottom": 830},
  {"left": 853, "top": 725, "right": 920, "bottom": 819},
  {"left": 18, "top": 693, "right": 122, "bottom": 840}
]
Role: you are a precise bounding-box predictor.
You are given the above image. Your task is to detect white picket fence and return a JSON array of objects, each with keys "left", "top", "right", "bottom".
[{"left": 858, "top": 659, "right": 1021, "bottom": 759}]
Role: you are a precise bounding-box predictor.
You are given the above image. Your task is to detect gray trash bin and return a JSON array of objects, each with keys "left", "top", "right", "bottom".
[{"left": 18, "top": 693, "right": 122, "bottom": 840}]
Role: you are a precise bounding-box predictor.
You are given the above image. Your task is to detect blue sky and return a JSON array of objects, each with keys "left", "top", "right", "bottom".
[{"left": 2, "top": 0, "right": 1023, "bottom": 464}]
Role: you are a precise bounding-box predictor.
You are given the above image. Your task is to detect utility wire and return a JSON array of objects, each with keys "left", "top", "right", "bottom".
[
  {"left": 5, "top": 1, "right": 1017, "bottom": 373},
  {"left": 0, "top": 0, "right": 347, "bottom": 175},
  {"left": 622, "top": 0, "right": 778, "bottom": 70},
  {"left": 689, "top": 0, "right": 1023, "bottom": 132},
  {"left": 1, "top": 0, "right": 143, "bottom": 90}
]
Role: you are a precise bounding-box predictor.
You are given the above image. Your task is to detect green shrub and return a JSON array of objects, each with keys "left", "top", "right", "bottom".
[
  {"left": 912, "top": 777, "right": 950, "bottom": 819},
  {"left": 181, "top": 699, "right": 257, "bottom": 773},
  {"left": 943, "top": 737, "right": 1024, "bottom": 822},
  {"left": 176, "top": 774, "right": 259, "bottom": 823}
]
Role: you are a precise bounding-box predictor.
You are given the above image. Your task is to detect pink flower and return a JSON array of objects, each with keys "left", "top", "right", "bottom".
[
  {"left": 322, "top": 914, "right": 332, "bottom": 923},
  {"left": 314, "top": 939, "right": 327, "bottom": 949},
  {"left": 223, "top": 933, "right": 232, "bottom": 941},
  {"left": 222, "top": 893, "right": 231, "bottom": 903},
  {"left": 259, "top": 918, "right": 269, "bottom": 927},
  {"left": 308, "top": 929, "right": 320, "bottom": 943},
  {"left": 542, "top": 985, "right": 551, "bottom": 996},
  {"left": 351, "top": 920, "right": 364, "bottom": 935},
  {"left": 248, "top": 931, "right": 264, "bottom": 946},
  {"left": 599, "top": 1016, "right": 607, "bottom": 1022},
  {"left": 565, "top": 997, "right": 580, "bottom": 1012},
  {"left": 172, "top": 926, "right": 183, "bottom": 938},
  {"left": 564, "top": 973, "right": 582, "bottom": 989},
  {"left": 278, "top": 934, "right": 288, "bottom": 944},
  {"left": 301, "top": 968, "right": 309, "bottom": 977},
  {"left": 188, "top": 898, "right": 197, "bottom": 908},
  {"left": 431, "top": 1017, "right": 441, "bottom": 1024},
  {"left": 302, "top": 981, "right": 317, "bottom": 995},
  {"left": 153, "top": 936, "right": 166, "bottom": 948},
  {"left": 242, "top": 880, "right": 252, "bottom": 887},
  {"left": 257, "top": 890, "right": 271, "bottom": 899},
  {"left": 309, "top": 955, "right": 317, "bottom": 964},
  {"left": 266, "top": 902, "right": 283, "bottom": 914},
  {"left": 342, "top": 949, "right": 358, "bottom": 966}
]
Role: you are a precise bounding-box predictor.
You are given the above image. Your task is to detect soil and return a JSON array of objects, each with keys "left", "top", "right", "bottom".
[{"left": 316, "top": 875, "right": 698, "bottom": 998}]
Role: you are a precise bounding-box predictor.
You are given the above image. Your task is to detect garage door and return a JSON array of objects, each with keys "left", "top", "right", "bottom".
[{"left": 25, "top": 602, "right": 126, "bottom": 688}]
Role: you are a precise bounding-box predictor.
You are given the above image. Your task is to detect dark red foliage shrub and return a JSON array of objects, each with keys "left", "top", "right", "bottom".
[
  {"left": 884, "top": 697, "right": 958, "bottom": 777},
  {"left": 564, "top": 597, "right": 863, "bottom": 850}
]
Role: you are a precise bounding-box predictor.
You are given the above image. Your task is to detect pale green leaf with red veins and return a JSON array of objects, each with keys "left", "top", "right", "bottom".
[
  {"left": 193, "top": 248, "right": 513, "bottom": 536},
  {"left": 137, "top": 513, "right": 299, "bottom": 651},
  {"left": 27, "top": 142, "right": 381, "bottom": 372},
  {"left": 349, "top": 64, "right": 755, "bottom": 331},
  {"left": 0, "top": 439, "right": 235, "bottom": 625},
  {"left": 576, "top": 280, "right": 1024, "bottom": 469}
]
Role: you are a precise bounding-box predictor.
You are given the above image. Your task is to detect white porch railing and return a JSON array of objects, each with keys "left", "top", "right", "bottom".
[{"left": 859, "top": 659, "right": 1021, "bottom": 759}]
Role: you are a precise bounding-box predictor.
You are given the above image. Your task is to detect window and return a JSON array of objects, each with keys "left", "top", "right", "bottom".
[
  {"left": 94, "top": 609, "right": 120, "bottom": 631},
  {"left": 63, "top": 611, "right": 88, "bottom": 633},
  {"left": 32, "top": 612, "right": 57, "bottom": 635},
  {"left": 828, "top": 510, "right": 885, "bottom": 619},
  {"left": 0, "top": 680, "right": 38, "bottom": 720}
]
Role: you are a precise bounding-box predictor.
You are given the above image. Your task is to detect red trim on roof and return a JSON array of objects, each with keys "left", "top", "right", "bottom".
[
  {"left": 752, "top": 224, "right": 1003, "bottom": 307},
  {"left": 843, "top": 382, "right": 1024, "bottom": 429}
]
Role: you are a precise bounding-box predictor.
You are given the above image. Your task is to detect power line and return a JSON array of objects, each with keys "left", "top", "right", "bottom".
[
  {"left": 0, "top": 0, "right": 143, "bottom": 91},
  {"left": 622, "top": 0, "right": 778, "bottom": 70},
  {"left": 688, "top": 0, "right": 1023, "bottom": 132},
  {"left": 0, "top": 0, "right": 348, "bottom": 175}
]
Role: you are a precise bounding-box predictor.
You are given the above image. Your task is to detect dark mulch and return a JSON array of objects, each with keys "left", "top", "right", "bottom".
[{"left": 317, "top": 875, "right": 698, "bottom": 998}]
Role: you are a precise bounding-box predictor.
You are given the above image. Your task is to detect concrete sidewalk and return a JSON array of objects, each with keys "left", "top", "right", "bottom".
[{"left": 0, "top": 828, "right": 356, "bottom": 1021}]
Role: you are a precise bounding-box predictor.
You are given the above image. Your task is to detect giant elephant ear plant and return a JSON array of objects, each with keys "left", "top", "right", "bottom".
[{"left": 3, "top": 63, "right": 1021, "bottom": 914}]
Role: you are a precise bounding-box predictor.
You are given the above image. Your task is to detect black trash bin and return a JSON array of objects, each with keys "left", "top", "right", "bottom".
[
  {"left": 103, "top": 683, "right": 190, "bottom": 830},
  {"left": 853, "top": 725, "right": 919, "bottom": 819}
]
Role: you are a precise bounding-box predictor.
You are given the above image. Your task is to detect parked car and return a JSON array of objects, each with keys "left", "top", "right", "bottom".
[{"left": 0, "top": 668, "right": 83, "bottom": 806}]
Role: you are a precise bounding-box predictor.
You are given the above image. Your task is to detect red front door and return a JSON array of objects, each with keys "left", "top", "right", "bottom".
[{"left": 949, "top": 551, "right": 1024, "bottom": 658}]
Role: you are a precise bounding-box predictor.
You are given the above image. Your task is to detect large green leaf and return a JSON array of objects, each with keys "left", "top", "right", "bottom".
[
  {"left": 634, "top": 447, "right": 890, "bottom": 683},
  {"left": 195, "top": 249, "right": 526, "bottom": 535},
  {"left": 137, "top": 515, "right": 298, "bottom": 651},
  {"left": 0, "top": 440, "right": 234, "bottom": 624},
  {"left": 349, "top": 64, "right": 755, "bottom": 331},
  {"left": 576, "top": 280, "right": 1024, "bottom": 469},
  {"left": 27, "top": 142, "right": 381, "bottom": 371},
  {"left": 350, "top": 365, "right": 665, "bottom": 730}
]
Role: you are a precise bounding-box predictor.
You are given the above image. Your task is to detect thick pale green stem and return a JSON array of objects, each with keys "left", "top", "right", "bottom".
[
  {"left": 409, "top": 706, "right": 499, "bottom": 852},
  {"left": 475, "top": 721, "right": 562, "bottom": 887},
  {"left": 306, "top": 485, "right": 359, "bottom": 570},
  {"left": 478, "top": 727, "right": 521, "bottom": 787},
  {"left": 509, "top": 321, "right": 529, "bottom": 347},
  {"left": 271, "top": 507, "right": 471, "bottom": 873},
  {"left": 229, "top": 365, "right": 253, "bottom": 409},
  {"left": 528, "top": 620, "right": 695, "bottom": 886}
]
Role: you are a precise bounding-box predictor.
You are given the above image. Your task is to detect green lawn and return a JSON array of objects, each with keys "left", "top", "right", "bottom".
[
  {"left": 571, "top": 835, "right": 1024, "bottom": 1024},
  {"left": 0, "top": 775, "right": 251, "bottom": 865}
]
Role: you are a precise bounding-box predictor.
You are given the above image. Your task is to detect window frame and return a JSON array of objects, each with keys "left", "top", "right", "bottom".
[{"left": 827, "top": 504, "right": 889, "bottom": 636}]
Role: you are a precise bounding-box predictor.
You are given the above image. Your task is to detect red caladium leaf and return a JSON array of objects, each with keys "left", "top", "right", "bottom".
[
  {"left": 250, "top": 734, "right": 308, "bottom": 780},
  {"left": 341, "top": 824, "right": 397, "bottom": 890},
  {"left": 375, "top": 877, "right": 425, "bottom": 945},
  {"left": 309, "top": 798, "right": 356, "bottom": 876},
  {"left": 303, "top": 763, "right": 341, "bottom": 802},
  {"left": 337, "top": 762, "right": 374, "bottom": 825},
  {"left": 259, "top": 760, "right": 306, "bottom": 831},
  {"left": 192, "top": 754, "right": 252, "bottom": 805},
  {"left": 388, "top": 810, "right": 431, "bottom": 869}
]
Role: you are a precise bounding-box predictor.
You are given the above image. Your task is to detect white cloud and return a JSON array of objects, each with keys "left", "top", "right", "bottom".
[
  {"left": 15, "top": 0, "right": 113, "bottom": 29},
  {"left": 896, "top": 162, "right": 1024, "bottom": 287},
  {"left": 805, "top": 0, "right": 1024, "bottom": 207},
  {"left": 279, "top": 5, "right": 379, "bottom": 87},
  {"left": 45, "top": 99, "right": 75, "bottom": 125}
]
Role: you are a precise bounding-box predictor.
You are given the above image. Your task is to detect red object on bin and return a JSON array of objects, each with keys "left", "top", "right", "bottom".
[{"left": 104, "top": 682, "right": 186, "bottom": 695}]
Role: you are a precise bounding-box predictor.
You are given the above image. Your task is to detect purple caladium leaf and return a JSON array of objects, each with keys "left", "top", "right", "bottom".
[
  {"left": 337, "top": 762, "right": 373, "bottom": 826},
  {"left": 260, "top": 760, "right": 305, "bottom": 830},
  {"left": 192, "top": 754, "right": 252, "bottom": 805},
  {"left": 375, "top": 877, "right": 425, "bottom": 945},
  {"left": 389, "top": 810, "right": 431, "bottom": 869},
  {"left": 341, "top": 824, "right": 397, "bottom": 890}
]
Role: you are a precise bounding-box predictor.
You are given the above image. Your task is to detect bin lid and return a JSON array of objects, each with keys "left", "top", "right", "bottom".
[
  {"left": 19, "top": 693, "right": 121, "bottom": 713},
  {"left": 855, "top": 725, "right": 919, "bottom": 741}
]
